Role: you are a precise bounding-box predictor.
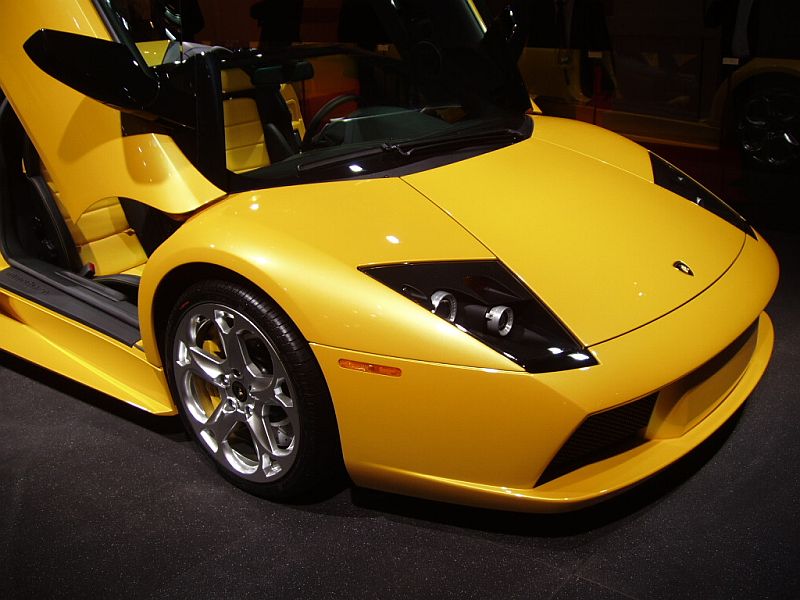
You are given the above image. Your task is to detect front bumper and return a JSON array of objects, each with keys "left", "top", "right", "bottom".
[{"left": 311, "top": 234, "right": 778, "bottom": 512}]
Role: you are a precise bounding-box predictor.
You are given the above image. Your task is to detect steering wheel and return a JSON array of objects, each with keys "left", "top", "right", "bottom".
[{"left": 302, "top": 94, "right": 364, "bottom": 149}]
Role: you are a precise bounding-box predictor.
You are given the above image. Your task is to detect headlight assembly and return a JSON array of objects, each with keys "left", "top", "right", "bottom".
[
  {"left": 650, "top": 153, "right": 754, "bottom": 237},
  {"left": 360, "top": 260, "right": 597, "bottom": 373}
]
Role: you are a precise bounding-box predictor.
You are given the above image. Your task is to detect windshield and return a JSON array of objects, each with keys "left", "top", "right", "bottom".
[{"left": 96, "top": 0, "right": 531, "bottom": 191}]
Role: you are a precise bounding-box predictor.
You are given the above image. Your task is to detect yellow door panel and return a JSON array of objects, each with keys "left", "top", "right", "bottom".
[{"left": 0, "top": 3, "right": 224, "bottom": 220}]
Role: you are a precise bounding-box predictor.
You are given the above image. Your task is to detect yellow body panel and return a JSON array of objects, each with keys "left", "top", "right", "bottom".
[
  {"left": 313, "top": 232, "right": 776, "bottom": 511},
  {"left": 404, "top": 119, "right": 744, "bottom": 345},
  {"left": 0, "top": 292, "right": 173, "bottom": 415},
  {"left": 529, "top": 115, "right": 654, "bottom": 180},
  {"left": 138, "top": 178, "right": 516, "bottom": 371}
]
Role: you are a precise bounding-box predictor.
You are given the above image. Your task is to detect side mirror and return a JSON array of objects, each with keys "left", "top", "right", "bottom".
[{"left": 24, "top": 29, "right": 159, "bottom": 112}]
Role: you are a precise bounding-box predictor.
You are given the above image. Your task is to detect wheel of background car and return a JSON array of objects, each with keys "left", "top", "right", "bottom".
[
  {"left": 165, "top": 279, "right": 341, "bottom": 500},
  {"left": 736, "top": 79, "right": 800, "bottom": 170},
  {"left": 302, "top": 94, "right": 363, "bottom": 148}
]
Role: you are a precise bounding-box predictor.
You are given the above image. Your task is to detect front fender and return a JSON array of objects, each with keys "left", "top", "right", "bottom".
[{"left": 138, "top": 178, "right": 522, "bottom": 372}]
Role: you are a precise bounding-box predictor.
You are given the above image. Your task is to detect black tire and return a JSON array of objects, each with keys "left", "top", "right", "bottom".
[
  {"left": 164, "top": 279, "right": 342, "bottom": 500},
  {"left": 735, "top": 77, "right": 800, "bottom": 171}
]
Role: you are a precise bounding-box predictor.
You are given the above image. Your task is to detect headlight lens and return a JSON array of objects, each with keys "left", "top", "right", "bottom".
[
  {"left": 360, "top": 260, "right": 597, "bottom": 373},
  {"left": 650, "top": 153, "right": 754, "bottom": 237}
]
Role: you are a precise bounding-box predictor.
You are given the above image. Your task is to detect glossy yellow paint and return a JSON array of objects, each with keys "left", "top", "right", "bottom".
[
  {"left": 529, "top": 115, "right": 654, "bottom": 180},
  {"left": 0, "top": 291, "right": 174, "bottom": 414},
  {"left": 404, "top": 118, "right": 744, "bottom": 345},
  {"left": 345, "top": 308, "right": 768, "bottom": 514},
  {"left": 0, "top": 2, "right": 225, "bottom": 221},
  {"left": 139, "top": 177, "right": 517, "bottom": 371},
  {"left": 313, "top": 232, "right": 776, "bottom": 511}
]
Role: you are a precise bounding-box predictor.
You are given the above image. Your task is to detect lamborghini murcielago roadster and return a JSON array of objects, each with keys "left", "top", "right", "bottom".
[{"left": 0, "top": 0, "right": 778, "bottom": 512}]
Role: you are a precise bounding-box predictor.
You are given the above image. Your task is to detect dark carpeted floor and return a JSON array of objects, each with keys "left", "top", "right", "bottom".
[{"left": 1, "top": 163, "right": 798, "bottom": 599}]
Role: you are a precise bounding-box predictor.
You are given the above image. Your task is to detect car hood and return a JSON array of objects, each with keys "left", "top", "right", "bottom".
[{"left": 402, "top": 117, "right": 746, "bottom": 346}]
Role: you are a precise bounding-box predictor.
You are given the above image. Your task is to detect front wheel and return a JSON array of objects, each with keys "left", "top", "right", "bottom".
[{"left": 165, "top": 279, "right": 341, "bottom": 500}]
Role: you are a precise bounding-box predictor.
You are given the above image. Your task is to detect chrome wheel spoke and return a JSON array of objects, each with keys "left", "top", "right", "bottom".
[
  {"left": 201, "top": 400, "right": 239, "bottom": 451},
  {"left": 252, "top": 363, "right": 294, "bottom": 409},
  {"left": 186, "top": 345, "right": 227, "bottom": 384},
  {"left": 247, "top": 413, "right": 294, "bottom": 475},
  {"left": 240, "top": 350, "right": 274, "bottom": 395},
  {"left": 248, "top": 415, "right": 279, "bottom": 457},
  {"left": 213, "top": 309, "right": 251, "bottom": 375}
]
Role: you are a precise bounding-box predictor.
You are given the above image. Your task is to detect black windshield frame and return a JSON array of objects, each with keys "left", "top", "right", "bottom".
[{"left": 92, "top": 0, "right": 533, "bottom": 193}]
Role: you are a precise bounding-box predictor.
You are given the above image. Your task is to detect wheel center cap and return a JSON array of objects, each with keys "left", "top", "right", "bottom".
[{"left": 232, "top": 381, "right": 248, "bottom": 401}]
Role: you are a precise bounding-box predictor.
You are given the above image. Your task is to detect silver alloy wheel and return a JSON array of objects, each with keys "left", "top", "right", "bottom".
[{"left": 171, "top": 303, "right": 299, "bottom": 482}]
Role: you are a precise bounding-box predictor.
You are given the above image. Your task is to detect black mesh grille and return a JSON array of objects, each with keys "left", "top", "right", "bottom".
[{"left": 536, "top": 393, "right": 658, "bottom": 486}]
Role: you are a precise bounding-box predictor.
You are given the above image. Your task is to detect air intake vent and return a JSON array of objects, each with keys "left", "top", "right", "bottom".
[{"left": 536, "top": 393, "right": 658, "bottom": 486}]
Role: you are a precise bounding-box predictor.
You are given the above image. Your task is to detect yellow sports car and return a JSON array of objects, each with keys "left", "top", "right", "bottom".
[{"left": 0, "top": 0, "right": 778, "bottom": 512}]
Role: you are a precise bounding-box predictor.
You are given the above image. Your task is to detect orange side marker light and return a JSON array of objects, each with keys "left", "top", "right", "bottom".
[{"left": 338, "top": 359, "right": 402, "bottom": 377}]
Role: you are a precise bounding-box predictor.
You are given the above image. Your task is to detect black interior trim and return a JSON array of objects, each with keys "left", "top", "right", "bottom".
[
  {"left": 263, "top": 122, "right": 295, "bottom": 162},
  {"left": 92, "top": 273, "right": 141, "bottom": 305},
  {"left": 56, "top": 270, "right": 128, "bottom": 302},
  {"left": 26, "top": 175, "right": 83, "bottom": 271},
  {"left": 12, "top": 257, "right": 139, "bottom": 327},
  {"left": 22, "top": 134, "right": 82, "bottom": 271},
  {"left": 0, "top": 266, "right": 140, "bottom": 346}
]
